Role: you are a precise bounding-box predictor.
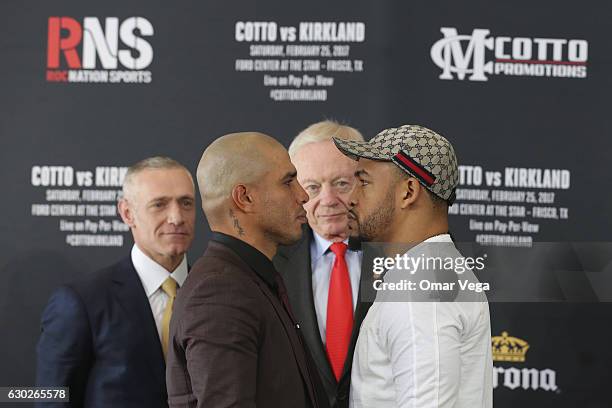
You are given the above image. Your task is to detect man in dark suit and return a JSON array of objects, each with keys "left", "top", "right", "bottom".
[
  {"left": 36, "top": 156, "right": 196, "bottom": 408},
  {"left": 274, "top": 121, "right": 372, "bottom": 408},
  {"left": 166, "top": 132, "right": 328, "bottom": 408}
]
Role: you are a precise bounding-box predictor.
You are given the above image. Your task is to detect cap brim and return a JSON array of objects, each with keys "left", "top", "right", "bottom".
[{"left": 332, "top": 137, "right": 391, "bottom": 161}]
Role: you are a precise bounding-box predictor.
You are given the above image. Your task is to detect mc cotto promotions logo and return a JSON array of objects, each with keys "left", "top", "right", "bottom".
[
  {"left": 46, "top": 16, "right": 154, "bottom": 84},
  {"left": 431, "top": 27, "right": 588, "bottom": 81}
]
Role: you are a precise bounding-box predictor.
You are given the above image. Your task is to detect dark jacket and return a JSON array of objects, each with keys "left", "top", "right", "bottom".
[
  {"left": 274, "top": 228, "right": 373, "bottom": 408},
  {"left": 166, "top": 233, "right": 328, "bottom": 408},
  {"left": 35, "top": 257, "right": 168, "bottom": 408}
]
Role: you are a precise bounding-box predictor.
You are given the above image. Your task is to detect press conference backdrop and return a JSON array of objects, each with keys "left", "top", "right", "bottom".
[{"left": 1, "top": 0, "right": 611, "bottom": 406}]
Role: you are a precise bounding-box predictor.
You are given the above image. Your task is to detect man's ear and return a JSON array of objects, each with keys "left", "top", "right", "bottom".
[
  {"left": 231, "top": 184, "right": 256, "bottom": 213},
  {"left": 400, "top": 177, "right": 422, "bottom": 209},
  {"left": 118, "top": 198, "right": 136, "bottom": 227}
]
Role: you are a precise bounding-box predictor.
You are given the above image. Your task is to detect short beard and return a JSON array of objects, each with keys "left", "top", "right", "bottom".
[
  {"left": 260, "top": 200, "right": 303, "bottom": 247},
  {"left": 264, "top": 225, "right": 302, "bottom": 247},
  {"left": 358, "top": 186, "right": 395, "bottom": 242}
]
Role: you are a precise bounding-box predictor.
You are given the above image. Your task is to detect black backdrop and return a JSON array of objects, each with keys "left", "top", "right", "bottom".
[{"left": 1, "top": 1, "right": 611, "bottom": 406}]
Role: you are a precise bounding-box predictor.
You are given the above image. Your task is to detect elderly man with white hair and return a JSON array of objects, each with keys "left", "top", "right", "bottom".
[{"left": 274, "top": 120, "right": 373, "bottom": 408}]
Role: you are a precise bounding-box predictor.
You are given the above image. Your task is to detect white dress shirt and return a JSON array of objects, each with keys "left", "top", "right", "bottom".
[
  {"left": 131, "top": 244, "right": 188, "bottom": 341},
  {"left": 311, "top": 231, "right": 362, "bottom": 343},
  {"left": 350, "top": 234, "right": 493, "bottom": 408}
]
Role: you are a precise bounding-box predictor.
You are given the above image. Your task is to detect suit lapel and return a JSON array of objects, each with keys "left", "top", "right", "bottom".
[
  {"left": 111, "top": 258, "right": 166, "bottom": 389},
  {"left": 276, "top": 230, "right": 377, "bottom": 391},
  {"left": 254, "top": 277, "right": 320, "bottom": 406},
  {"left": 340, "top": 280, "right": 372, "bottom": 379},
  {"left": 278, "top": 231, "right": 337, "bottom": 387}
]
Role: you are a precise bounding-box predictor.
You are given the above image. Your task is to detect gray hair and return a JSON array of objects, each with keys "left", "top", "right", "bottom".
[
  {"left": 122, "top": 156, "right": 191, "bottom": 199},
  {"left": 288, "top": 120, "right": 364, "bottom": 159}
]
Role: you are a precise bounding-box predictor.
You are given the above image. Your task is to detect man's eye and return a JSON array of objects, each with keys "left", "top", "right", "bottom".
[
  {"left": 334, "top": 180, "right": 354, "bottom": 193},
  {"left": 305, "top": 185, "right": 320, "bottom": 192},
  {"left": 360, "top": 179, "right": 369, "bottom": 187}
]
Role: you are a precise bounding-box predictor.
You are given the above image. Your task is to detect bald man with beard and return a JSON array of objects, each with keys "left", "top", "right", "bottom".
[{"left": 166, "top": 132, "right": 329, "bottom": 408}]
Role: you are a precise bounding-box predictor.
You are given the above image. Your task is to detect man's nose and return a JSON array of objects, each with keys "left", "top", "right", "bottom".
[
  {"left": 318, "top": 185, "right": 340, "bottom": 206},
  {"left": 348, "top": 186, "right": 359, "bottom": 209},
  {"left": 295, "top": 183, "right": 309, "bottom": 205},
  {"left": 167, "top": 202, "right": 185, "bottom": 225}
]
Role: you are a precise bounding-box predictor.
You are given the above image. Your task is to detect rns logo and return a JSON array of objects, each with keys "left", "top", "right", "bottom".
[
  {"left": 46, "top": 17, "right": 154, "bottom": 84},
  {"left": 430, "top": 27, "right": 588, "bottom": 81}
]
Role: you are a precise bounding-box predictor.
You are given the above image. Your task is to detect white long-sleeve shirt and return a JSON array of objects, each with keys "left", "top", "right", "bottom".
[{"left": 350, "top": 234, "right": 493, "bottom": 408}]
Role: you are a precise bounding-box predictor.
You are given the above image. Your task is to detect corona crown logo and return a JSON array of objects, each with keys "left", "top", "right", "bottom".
[{"left": 492, "top": 331, "right": 530, "bottom": 362}]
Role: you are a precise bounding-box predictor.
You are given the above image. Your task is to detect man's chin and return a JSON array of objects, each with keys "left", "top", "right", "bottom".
[
  {"left": 347, "top": 228, "right": 360, "bottom": 239},
  {"left": 355, "top": 225, "right": 375, "bottom": 242},
  {"left": 161, "top": 245, "right": 189, "bottom": 258},
  {"left": 357, "top": 233, "right": 373, "bottom": 242},
  {"left": 317, "top": 222, "right": 351, "bottom": 237},
  {"left": 279, "top": 234, "right": 302, "bottom": 247},
  {"left": 281, "top": 225, "right": 305, "bottom": 246}
]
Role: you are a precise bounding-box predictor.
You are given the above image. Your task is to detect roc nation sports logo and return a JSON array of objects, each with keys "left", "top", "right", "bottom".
[
  {"left": 492, "top": 331, "right": 559, "bottom": 392},
  {"left": 431, "top": 28, "right": 588, "bottom": 81},
  {"left": 46, "top": 17, "right": 153, "bottom": 84}
]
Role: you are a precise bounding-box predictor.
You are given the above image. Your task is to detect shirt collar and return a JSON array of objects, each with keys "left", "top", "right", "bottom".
[
  {"left": 399, "top": 233, "right": 454, "bottom": 259},
  {"left": 423, "top": 233, "right": 452, "bottom": 243},
  {"left": 381, "top": 233, "right": 454, "bottom": 279},
  {"left": 311, "top": 230, "right": 350, "bottom": 262},
  {"left": 210, "top": 232, "right": 277, "bottom": 290},
  {"left": 131, "top": 244, "right": 188, "bottom": 298}
]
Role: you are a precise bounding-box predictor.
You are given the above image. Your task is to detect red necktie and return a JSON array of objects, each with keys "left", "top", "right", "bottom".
[{"left": 326, "top": 242, "right": 354, "bottom": 382}]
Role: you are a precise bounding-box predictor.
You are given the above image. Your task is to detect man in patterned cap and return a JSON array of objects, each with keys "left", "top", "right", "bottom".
[{"left": 333, "top": 125, "right": 492, "bottom": 408}]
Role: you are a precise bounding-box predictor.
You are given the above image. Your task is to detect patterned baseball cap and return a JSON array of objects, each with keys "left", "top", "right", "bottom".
[{"left": 333, "top": 124, "right": 459, "bottom": 204}]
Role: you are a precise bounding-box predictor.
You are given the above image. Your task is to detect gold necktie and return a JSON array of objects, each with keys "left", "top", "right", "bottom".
[{"left": 161, "top": 277, "right": 177, "bottom": 358}]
